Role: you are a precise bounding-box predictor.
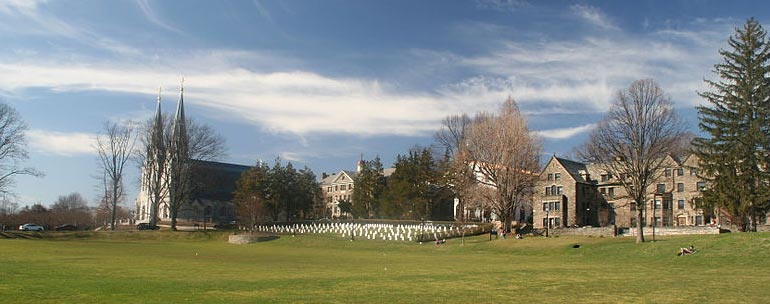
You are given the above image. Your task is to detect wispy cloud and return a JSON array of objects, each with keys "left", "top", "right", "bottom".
[
  {"left": 570, "top": 4, "right": 617, "bottom": 30},
  {"left": 534, "top": 124, "right": 595, "bottom": 139},
  {"left": 135, "top": 0, "right": 184, "bottom": 34},
  {"left": 26, "top": 130, "right": 96, "bottom": 156},
  {"left": 457, "top": 19, "right": 731, "bottom": 111},
  {"left": 475, "top": 0, "right": 530, "bottom": 13},
  {"left": 0, "top": 0, "right": 141, "bottom": 56}
]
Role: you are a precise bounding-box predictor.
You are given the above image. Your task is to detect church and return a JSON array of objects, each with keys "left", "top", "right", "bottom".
[{"left": 135, "top": 85, "right": 249, "bottom": 226}]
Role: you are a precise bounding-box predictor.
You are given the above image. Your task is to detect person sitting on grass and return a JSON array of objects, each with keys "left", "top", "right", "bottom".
[{"left": 678, "top": 245, "right": 696, "bottom": 256}]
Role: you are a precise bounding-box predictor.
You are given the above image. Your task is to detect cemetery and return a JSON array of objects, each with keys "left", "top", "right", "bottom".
[{"left": 253, "top": 222, "right": 485, "bottom": 242}]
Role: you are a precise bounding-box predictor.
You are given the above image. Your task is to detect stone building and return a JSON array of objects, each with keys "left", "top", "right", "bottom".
[
  {"left": 319, "top": 170, "right": 357, "bottom": 218},
  {"left": 318, "top": 160, "right": 395, "bottom": 219},
  {"left": 534, "top": 154, "right": 716, "bottom": 229},
  {"left": 532, "top": 156, "right": 602, "bottom": 229}
]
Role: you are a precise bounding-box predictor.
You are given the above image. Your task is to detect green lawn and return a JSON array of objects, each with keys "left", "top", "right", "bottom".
[{"left": 1, "top": 231, "right": 769, "bottom": 303}]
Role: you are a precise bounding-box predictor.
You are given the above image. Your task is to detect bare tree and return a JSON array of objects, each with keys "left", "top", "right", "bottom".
[
  {"left": 50, "top": 192, "right": 93, "bottom": 228},
  {"left": 463, "top": 98, "right": 542, "bottom": 234},
  {"left": 577, "top": 79, "right": 685, "bottom": 243},
  {"left": 0, "top": 196, "right": 19, "bottom": 230},
  {"left": 96, "top": 121, "right": 138, "bottom": 230},
  {"left": 0, "top": 103, "right": 41, "bottom": 194},
  {"left": 435, "top": 114, "right": 475, "bottom": 244}
]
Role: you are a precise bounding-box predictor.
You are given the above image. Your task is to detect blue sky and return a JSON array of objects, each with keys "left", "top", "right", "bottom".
[{"left": 0, "top": 0, "right": 764, "bottom": 207}]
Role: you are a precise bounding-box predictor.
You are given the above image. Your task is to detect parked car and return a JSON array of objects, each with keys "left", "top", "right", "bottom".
[
  {"left": 54, "top": 224, "right": 78, "bottom": 231},
  {"left": 19, "top": 223, "right": 45, "bottom": 231},
  {"left": 136, "top": 223, "right": 160, "bottom": 230}
]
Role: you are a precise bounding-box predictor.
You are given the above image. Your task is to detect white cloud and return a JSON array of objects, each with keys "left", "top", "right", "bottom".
[
  {"left": 26, "top": 130, "right": 96, "bottom": 156},
  {"left": 534, "top": 124, "right": 595, "bottom": 139},
  {"left": 570, "top": 4, "right": 618, "bottom": 30},
  {"left": 0, "top": 60, "right": 454, "bottom": 137}
]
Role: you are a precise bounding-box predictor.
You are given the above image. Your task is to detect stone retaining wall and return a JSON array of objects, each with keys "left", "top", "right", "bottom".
[
  {"left": 548, "top": 227, "right": 616, "bottom": 237},
  {"left": 626, "top": 226, "right": 719, "bottom": 237},
  {"left": 228, "top": 234, "right": 279, "bottom": 244}
]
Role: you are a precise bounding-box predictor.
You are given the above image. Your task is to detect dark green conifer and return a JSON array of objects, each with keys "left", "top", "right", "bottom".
[{"left": 694, "top": 18, "right": 770, "bottom": 231}]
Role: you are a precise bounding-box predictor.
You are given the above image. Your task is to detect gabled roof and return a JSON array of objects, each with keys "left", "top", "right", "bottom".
[
  {"left": 547, "top": 156, "right": 591, "bottom": 183},
  {"left": 319, "top": 167, "right": 396, "bottom": 186},
  {"left": 320, "top": 170, "right": 357, "bottom": 185}
]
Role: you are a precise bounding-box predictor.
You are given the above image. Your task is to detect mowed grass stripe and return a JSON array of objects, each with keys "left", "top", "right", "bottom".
[{"left": 1, "top": 231, "right": 768, "bottom": 303}]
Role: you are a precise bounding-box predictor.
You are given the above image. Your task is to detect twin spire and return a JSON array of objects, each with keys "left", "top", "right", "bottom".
[{"left": 153, "top": 78, "right": 186, "bottom": 134}]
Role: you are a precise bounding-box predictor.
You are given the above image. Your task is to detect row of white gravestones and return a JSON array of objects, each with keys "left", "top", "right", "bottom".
[{"left": 254, "top": 222, "right": 479, "bottom": 242}]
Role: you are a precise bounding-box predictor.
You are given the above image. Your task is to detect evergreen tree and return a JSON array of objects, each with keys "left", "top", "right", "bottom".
[
  {"left": 381, "top": 147, "right": 451, "bottom": 220},
  {"left": 233, "top": 162, "right": 270, "bottom": 228},
  {"left": 352, "top": 156, "right": 386, "bottom": 218},
  {"left": 693, "top": 18, "right": 770, "bottom": 232}
]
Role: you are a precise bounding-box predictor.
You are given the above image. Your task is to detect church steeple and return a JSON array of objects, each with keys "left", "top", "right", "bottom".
[{"left": 172, "top": 78, "right": 186, "bottom": 138}]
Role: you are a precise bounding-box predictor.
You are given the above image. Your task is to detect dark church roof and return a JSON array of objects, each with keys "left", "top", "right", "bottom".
[{"left": 190, "top": 159, "right": 251, "bottom": 202}]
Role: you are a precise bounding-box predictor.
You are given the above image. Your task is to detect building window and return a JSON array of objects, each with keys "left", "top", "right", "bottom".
[
  {"left": 664, "top": 169, "right": 671, "bottom": 177},
  {"left": 556, "top": 186, "right": 563, "bottom": 195},
  {"left": 600, "top": 187, "right": 606, "bottom": 195},
  {"left": 554, "top": 173, "right": 561, "bottom": 181},
  {"left": 547, "top": 173, "right": 553, "bottom": 181},
  {"left": 690, "top": 168, "right": 698, "bottom": 176},
  {"left": 608, "top": 187, "right": 615, "bottom": 198},
  {"left": 656, "top": 183, "right": 666, "bottom": 193},
  {"left": 677, "top": 183, "right": 684, "bottom": 192},
  {"left": 543, "top": 218, "right": 548, "bottom": 227},
  {"left": 654, "top": 200, "right": 662, "bottom": 210},
  {"left": 545, "top": 187, "right": 552, "bottom": 196},
  {"left": 663, "top": 199, "right": 671, "bottom": 210},
  {"left": 601, "top": 174, "right": 608, "bottom": 182},
  {"left": 678, "top": 199, "right": 685, "bottom": 209},
  {"left": 676, "top": 168, "right": 684, "bottom": 176},
  {"left": 544, "top": 201, "right": 560, "bottom": 211},
  {"left": 554, "top": 217, "right": 561, "bottom": 227},
  {"left": 695, "top": 215, "right": 703, "bottom": 226},
  {"left": 697, "top": 181, "right": 706, "bottom": 191}
]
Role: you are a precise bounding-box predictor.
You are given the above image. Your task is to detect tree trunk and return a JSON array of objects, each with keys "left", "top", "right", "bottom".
[
  {"left": 636, "top": 207, "right": 645, "bottom": 243},
  {"left": 110, "top": 179, "right": 119, "bottom": 231}
]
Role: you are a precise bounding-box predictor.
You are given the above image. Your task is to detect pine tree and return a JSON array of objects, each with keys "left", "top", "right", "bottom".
[
  {"left": 693, "top": 18, "right": 770, "bottom": 231},
  {"left": 352, "top": 157, "right": 386, "bottom": 218}
]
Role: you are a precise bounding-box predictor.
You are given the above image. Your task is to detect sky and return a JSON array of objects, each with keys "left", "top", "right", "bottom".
[{"left": 0, "top": 0, "right": 765, "bottom": 208}]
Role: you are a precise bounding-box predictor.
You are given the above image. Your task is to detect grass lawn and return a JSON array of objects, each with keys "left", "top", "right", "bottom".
[{"left": 1, "top": 230, "right": 769, "bottom": 303}]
